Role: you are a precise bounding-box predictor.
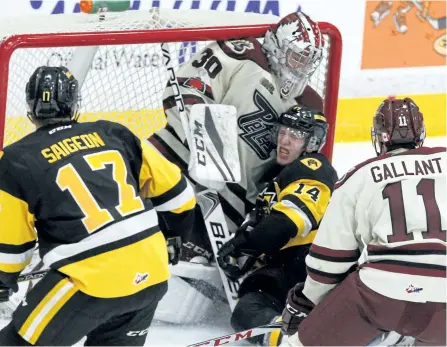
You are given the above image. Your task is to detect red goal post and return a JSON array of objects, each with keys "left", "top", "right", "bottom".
[{"left": 0, "top": 9, "right": 342, "bottom": 160}]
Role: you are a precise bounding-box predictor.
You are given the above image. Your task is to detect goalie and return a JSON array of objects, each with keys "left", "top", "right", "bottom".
[
  {"left": 217, "top": 106, "right": 338, "bottom": 346},
  {"left": 151, "top": 11, "right": 325, "bottom": 262}
]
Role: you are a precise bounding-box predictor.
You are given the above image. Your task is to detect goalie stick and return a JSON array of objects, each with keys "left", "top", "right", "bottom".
[
  {"left": 17, "top": 269, "right": 48, "bottom": 283},
  {"left": 187, "top": 322, "right": 282, "bottom": 347},
  {"left": 161, "top": 43, "right": 242, "bottom": 310}
]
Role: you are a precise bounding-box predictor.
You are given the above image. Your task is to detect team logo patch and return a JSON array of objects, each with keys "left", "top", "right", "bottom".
[
  {"left": 406, "top": 284, "right": 423, "bottom": 294},
  {"left": 133, "top": 272, "right": 149, "bottom": 285},
  {"left": 225, "top": 39, "right": 255, "bottom": 54},
  {"left": 301, "top": 158, "right": 322, "bottom": 170},
  {"left": 182, "top": 77, "right": 206, "bottom": 93}
]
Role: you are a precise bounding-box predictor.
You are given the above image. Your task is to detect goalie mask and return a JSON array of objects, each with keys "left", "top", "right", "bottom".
[
  {"left": 26, "top": 66, "right": 80, "bottom": 122},
  {"left": 371, "top": 97, "right": 425, "bottom": 156},
  {"left": 263, "top": 11, "right": 324, "bottom": 99},
  {"left": 272, "top": 105, "right": 328, "bottom": 165}
]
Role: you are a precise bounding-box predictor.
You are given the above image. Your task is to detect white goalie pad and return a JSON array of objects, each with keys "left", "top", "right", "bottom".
[{"left": 188, "top": 104, "right": 241, "bottom": 188}]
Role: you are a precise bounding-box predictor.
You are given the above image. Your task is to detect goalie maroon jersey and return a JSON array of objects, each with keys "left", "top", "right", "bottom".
[
  {"left": 155, "top": 37, "right": 323, "bottom": 231},
  {"left": 0, "top": 120, "right": 196, "bottom": 298},
  {"left": 304, "top": 146, "right": 446, "bottom": 305}
]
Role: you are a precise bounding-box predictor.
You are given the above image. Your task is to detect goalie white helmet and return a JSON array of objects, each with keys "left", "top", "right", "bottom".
[{"left": 263, "top": 11, "right": 324, "bottom": 99}]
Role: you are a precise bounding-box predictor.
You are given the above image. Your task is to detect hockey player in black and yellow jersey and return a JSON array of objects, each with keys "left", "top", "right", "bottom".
[
  {"left": 0, "top": 66, "right": 196, "bottom": 346},
  {"left": 217, "top": 105, "right": 337, "bottom": 346}
]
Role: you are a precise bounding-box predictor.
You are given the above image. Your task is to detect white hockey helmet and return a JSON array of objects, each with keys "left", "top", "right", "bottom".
[{"left": 263, "top": 11, "right": 324, "bottom": 99}]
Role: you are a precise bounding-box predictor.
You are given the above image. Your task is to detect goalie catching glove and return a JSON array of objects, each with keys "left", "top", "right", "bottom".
[{"left": 281, "top": 282, "right": 315, "bottom": 336}]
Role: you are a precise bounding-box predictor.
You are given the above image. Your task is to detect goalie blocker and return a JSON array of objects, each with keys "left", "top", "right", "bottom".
[{"left": 188, "top": 104, "right": 241, "bottom": 189}]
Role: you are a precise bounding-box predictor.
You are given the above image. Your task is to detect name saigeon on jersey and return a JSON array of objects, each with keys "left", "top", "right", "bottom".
[
  {"left": 155, "top": 37, "right": 323, "bottom": 231},
  {"left": 304, "top": 147, "right": 446, "bottom": 305},
  {"left": 0, "top": 120, "right": 196, "bottom": 298}
]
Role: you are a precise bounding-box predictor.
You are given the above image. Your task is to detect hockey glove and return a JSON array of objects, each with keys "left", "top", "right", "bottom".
[
  {"left": 0, "top": 281, "right": 15, "bottom": 303},
  {"left": 166, "top": 236, "right": 182, "bottom": 265},
  {"left": 216, "top": 231, "right": 258, "bottom": 281},
  {"left": 281, "top": 282, "right": 315, "bottom": 336}
]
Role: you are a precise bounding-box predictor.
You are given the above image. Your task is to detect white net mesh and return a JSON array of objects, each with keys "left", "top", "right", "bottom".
[{"left": 0, "top": 9, "right": 337, "bottom": 149}]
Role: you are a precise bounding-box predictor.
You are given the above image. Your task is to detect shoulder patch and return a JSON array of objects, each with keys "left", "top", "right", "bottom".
[
  {"left": 300, "top": 157, "right": 322, "bottom": 170},
  {"left": 225, "top": 39, "right": 255, "bottom": 54},
  {"left": 218, "top": 38, "right": 270, "bottom": 73},
  {"left": 182, "top": 77, "right": 206, "bottom": 93}
]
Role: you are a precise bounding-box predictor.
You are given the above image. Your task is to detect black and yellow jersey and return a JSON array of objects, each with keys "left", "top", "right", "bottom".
[
  {"left": 0, "top": 120, "right": 196, "bottom": 298},
  {"left": 242, "top": 152, "right": 338, "bottom": 257}
]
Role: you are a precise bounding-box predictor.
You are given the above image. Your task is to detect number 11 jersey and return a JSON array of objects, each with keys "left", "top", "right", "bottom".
[{"left": 303, "top": 146, "right": 446, "bottom": 305}]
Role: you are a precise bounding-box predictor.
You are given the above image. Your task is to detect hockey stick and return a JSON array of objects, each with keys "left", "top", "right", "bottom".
[
  {"left": 17, "top": 269, "right": 48, "bottom": 283},
  {"left": 187, "top": 322, "right": 282, "bottom": 347},
  {"left": 161, "top": 43, "right": 242, "bottom": 310}
]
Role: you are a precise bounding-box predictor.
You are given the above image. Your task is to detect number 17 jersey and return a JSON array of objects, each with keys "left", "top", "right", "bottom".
[{"left": 0, "top": 120, "right": 196, "bottom": 298}]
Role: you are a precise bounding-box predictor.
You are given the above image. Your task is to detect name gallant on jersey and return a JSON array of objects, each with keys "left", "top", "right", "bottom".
[{"left": 370, "top": 157, "right": 443, "bottom": 183}]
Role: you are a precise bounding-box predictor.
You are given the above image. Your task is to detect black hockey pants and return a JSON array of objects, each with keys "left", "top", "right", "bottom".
[{"left": 0, "top": 270, "right": 167, "bottom": 346}]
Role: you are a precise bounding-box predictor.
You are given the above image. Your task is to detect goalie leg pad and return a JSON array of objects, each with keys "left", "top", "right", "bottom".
[{"left": 154, "top": 275, "right": 229, "bottom": 325}]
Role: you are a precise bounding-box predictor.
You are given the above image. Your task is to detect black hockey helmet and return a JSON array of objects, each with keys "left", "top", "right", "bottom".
[
  {"left": 26, "top": 66, "right": 79, "bottom": 121},
  {"left": 272, "top": 105, "right": 328, "bottom": 153}
]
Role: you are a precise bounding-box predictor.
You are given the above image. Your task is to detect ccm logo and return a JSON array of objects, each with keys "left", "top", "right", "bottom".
[
  {"left": 193, "top": 120, "right": 206, "bottom": 166},
  {"left": 126, "top": 328, "right": 149, "bottom": 337}
]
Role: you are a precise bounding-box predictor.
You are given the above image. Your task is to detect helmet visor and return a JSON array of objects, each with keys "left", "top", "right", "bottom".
[{"left": 272, "top": 125, "right": 309, "bottom": 145}]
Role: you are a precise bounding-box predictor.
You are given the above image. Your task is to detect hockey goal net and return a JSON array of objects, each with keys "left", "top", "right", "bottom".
[{"left": 0, "top": 8, "right": 342, "bottom": 160}]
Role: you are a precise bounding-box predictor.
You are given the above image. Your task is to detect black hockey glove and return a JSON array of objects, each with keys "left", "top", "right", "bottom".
[
  {"left": 281, "top": 283, "right": 315, "bottom": 336},
  {"left": 0, "top": 281, "right": 15, "bottom": 303},
  {"left": 166, "top": 236, "right": 182, "bottom": 265},
  {"left": 216, "top": 229, "right": 258, "bottom": 281}
]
